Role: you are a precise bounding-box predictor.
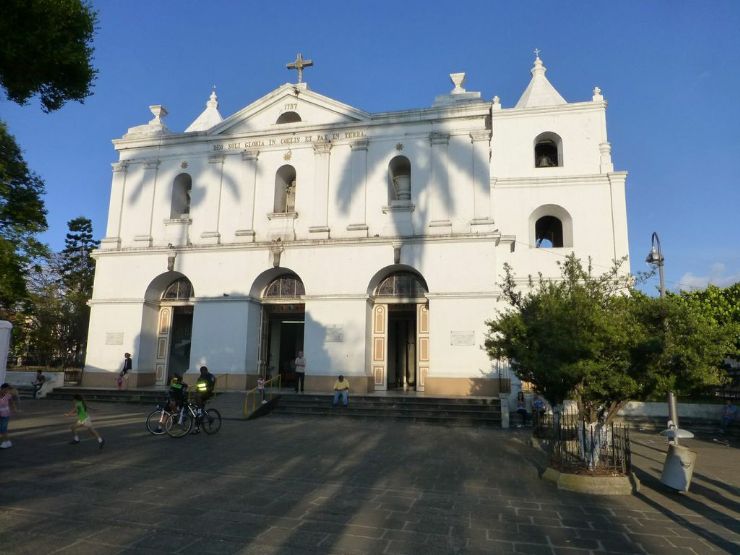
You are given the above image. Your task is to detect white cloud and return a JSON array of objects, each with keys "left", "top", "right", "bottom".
[{"left": 678, "top": 263, "right": 740, "bottom": 290}]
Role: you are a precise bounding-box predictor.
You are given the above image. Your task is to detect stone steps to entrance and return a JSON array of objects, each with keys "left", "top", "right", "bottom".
[
  {"left": 271, "top": 393, "right": 502, "bottom": 427},
  {"left": 45, "top": 387, "right": 166, "bottom": 405}
]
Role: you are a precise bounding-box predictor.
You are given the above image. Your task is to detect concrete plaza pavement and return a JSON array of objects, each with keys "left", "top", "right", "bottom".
[{"left": 0, "top": 394, "right": 738, "bottom": 554}]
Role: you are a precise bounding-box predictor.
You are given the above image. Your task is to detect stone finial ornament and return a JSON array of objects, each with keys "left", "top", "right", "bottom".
[
  {"left": 450, "top": 73, "right": 466, "bottom": 94},
  {"left": 149, "top": 105, "right": 168, "bottom": 124},
  {"left": 592, "top": 86, "right": 604, "bottom": 101}
]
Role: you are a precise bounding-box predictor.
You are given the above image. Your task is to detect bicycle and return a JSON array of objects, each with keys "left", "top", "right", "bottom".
[
  {"left": 145, "top": 402, "right": 174, "bottom": 435},
  {"left": 165, "top": 401, "right": 222, "bottom": 438}
]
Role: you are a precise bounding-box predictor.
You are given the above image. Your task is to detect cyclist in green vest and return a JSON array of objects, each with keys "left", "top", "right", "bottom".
[
  {"left": 194, "top": 366, "right": 216, "bottom": 410},
  {"left": 190, "top": 366, "right": 215, "bottom": 433},
  {"left": 167, "top": 374, "right": 188, "bottom": 412}
]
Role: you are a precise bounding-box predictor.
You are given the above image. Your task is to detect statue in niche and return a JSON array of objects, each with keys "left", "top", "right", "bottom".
[{"left": 285, "top": 180, "right": 296, "bottom": 212}]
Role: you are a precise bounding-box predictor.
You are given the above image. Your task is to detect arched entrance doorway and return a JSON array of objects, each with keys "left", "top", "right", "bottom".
[
  {"left": 370, "top": 270, "right": 429, "bottom": 392},
  {"left": 152, "top": 276, "right": 194, "bottom": 386},
  {"left": 259, "top": 273, "right": 305, "bottom": 388}
]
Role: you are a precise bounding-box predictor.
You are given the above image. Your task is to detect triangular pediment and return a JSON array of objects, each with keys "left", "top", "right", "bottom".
[{"left": 209, "top": 84, "right": 370, "bottom": 136}]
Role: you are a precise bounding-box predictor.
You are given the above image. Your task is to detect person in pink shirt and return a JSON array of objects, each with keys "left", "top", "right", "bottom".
[{"left": 0, "top": 383, "right": 19, "bottom": 449}]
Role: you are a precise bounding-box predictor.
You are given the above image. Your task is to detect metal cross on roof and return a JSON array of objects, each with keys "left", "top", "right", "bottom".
[
  {"left": 534, "top": 48, "right": 541, "bottom": 59},
  {"left": 286, "top": 53, "right": 313, "bottom": 83}
]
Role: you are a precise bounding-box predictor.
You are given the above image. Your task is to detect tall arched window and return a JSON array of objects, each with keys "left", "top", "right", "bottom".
[
  {"left": 375, "top": 272, "right": 427, "bottom": 297},
  {"left": 535, "top": 216, "right": 564, "bottom": 248},
  {"left": 388, "top": 156, "right": 411, "bottom": 203},
  {"left": 171, "top": 174, "right": 192, "bottom": 218},
  {"left": 534, "top": 132, "right": 563, "bottom": 168},
  {"left": 276, "top": 111, "right": 302, "bottom": 124},
  {"left": 162, "top": 277, "right": 193, "bottom": 300},
  {"left": 263, "top": 275, "right": 305, "bottom": 298},
  {"left": 274, "top": 165, "right": 297, "bottom": 213}
]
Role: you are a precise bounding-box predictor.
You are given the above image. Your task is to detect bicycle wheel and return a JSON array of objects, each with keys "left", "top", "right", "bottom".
[
  {"left": 202, "top": 408, "right": 222, "bottom": 435},
  {"left": 165, "top": 409, "right": 193, "bottom": 438},
  {"left": 146, "top": 408, "right": 169, "bottom": 435}
]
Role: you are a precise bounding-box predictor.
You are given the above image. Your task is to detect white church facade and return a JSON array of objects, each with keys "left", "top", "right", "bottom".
[{"left": 83, "top": 55, "right": 629, "bottom": 394}]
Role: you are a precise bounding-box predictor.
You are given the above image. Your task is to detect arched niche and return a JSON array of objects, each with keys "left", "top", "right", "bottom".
[
  {"left": 171, "top": 173, "right": 192, "bottom": 218},
  {"left": 274, "top": 165, "right": 297, "bottom": 213},
  {"left": 388, "top": 155, "right": 411, "bottom": 203}
]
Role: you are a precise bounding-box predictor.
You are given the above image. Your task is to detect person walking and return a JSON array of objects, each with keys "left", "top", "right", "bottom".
[
  {"left": 117, "top": 352, "right": 132, "bottom": 390},
  {"left": 515, "top": 391, "right": 528, "bottom": 427},
  {"left": 0, "top": 383, "right": 19, "bottom": 449},
  {"left": 720, "top": 400, "right": 738, "bottom": 434},
  {"left": 31, "top": 370, "right": 47, "bottom": 399},
  {"left": 66, "top": 394, "right": 105, "bottom": 449},
  {"left": 294, "top": 350, "right": 306, "bottom": 393},
  {"left": 332, "top": 375, "right": 350, "bottom": 407}
]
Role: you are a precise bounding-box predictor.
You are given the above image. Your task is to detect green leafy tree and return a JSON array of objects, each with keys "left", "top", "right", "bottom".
[
  {"left": 485, "top": 255, "right": 734, "bottom": 423},
  {"left": 673, "top": 283, "right": 740, "bottom": 360},
  {"left": 0, "top": 0, "right": 98, "bottom": 112},
  {"left": 59, "top": 217, "right": 99, "bottom": 366},
  {"left": 0, "top": 122, "right": 48, "bottom": 313},
  {"left": 0, "top": 0, "right": 98, "bottom": 318}
]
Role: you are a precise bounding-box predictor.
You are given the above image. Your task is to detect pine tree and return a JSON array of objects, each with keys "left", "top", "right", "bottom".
[{"left": 59, "top": 217, "right": 99, "bottom": 366}]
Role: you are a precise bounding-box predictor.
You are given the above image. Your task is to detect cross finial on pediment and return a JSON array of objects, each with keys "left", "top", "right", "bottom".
[
  {"left": 534, "top": 48, "right": 541, "bottom": 59},
  {"left": 287, "top": 53, "right": 314, "bottom": 84}
]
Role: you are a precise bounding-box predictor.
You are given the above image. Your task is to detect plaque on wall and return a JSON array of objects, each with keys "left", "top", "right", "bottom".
[
  {"left": 105, "top": 332, "right": 124, "bottom": 345},
  {"left": 450, "top": 331, "right": 475, "bottom": 346},
  {"left": 326, "top": 325, "right": 344, "bottom": 342}
]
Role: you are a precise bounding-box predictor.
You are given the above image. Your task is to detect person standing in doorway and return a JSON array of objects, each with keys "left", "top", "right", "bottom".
[
  {"left": 66, "top": 394, "right": 105, "bottom": 449},
  {"left": 294, "top": 350, "right": 306, "bottom": 393},
  {"left": 118, "top": 352, "right": 132, "bottom": 390}
]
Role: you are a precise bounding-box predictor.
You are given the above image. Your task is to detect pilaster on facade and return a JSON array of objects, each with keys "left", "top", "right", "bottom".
[
  {"left": 427, "top": 132, "right": 451, "bottom": 235},
  {"left": 470, "top": 131, "right": 493, "bottom": 228},
  {"left": 310, "top": 141, "right": 332, "bottom": 239},
  {"left": 102, "top": 161, "right": 129, "bottom": 250},
  {"left": 235, "top": 149, "right": 260, "bottom": 243},
  {"left": 347, "top": 138, "right": 369, "bottom": 237},
  {"left": 200, "top": 154, "right": 225, "bottom": 245},
  {"left": 142, "top": 159, "right": 161, "bottom": 246}
]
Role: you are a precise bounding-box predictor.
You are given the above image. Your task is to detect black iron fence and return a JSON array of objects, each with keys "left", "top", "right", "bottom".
[{"left": 534, "top": 412, "right": 631, "bottom": 475}]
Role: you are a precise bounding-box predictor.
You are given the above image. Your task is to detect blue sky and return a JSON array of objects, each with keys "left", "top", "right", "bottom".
[{"left": 1, "top": 0, "right": 739, "bottom": 293}]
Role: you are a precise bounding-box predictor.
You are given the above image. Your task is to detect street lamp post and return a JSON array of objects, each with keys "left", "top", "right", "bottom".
[
  {"left": 646, "top": 233, "right": 697, "bottom": 491},
  {"left": 645, "top": 232, "right": 665, "bottom": 298}
]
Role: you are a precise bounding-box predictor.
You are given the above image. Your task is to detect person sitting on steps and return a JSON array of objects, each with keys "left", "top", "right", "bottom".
[{"left": 332, "top": 375, "right": 350, "bottom": 408}]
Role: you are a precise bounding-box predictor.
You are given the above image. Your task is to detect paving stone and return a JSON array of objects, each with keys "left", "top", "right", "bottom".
[
  {"left": 130, "top": 531, "right": 200, "bottom": 551},
  {"left": 321, "top": 533, "right": 387, "bottom": 554},
  {"left": 53, "top": 539, "right": 126, "bottom": 554},
  {"left": 84, "top": 525, "right": 153, "bottom": 547},
  {"left": 177, "top": 537, "right": 257, "bottom": 554},
  {"left": 511, "top": 543, "right": 555, "bottom": 555},
  {"left": 298, "top": 520, "right": 384, "bottom": 539}
]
